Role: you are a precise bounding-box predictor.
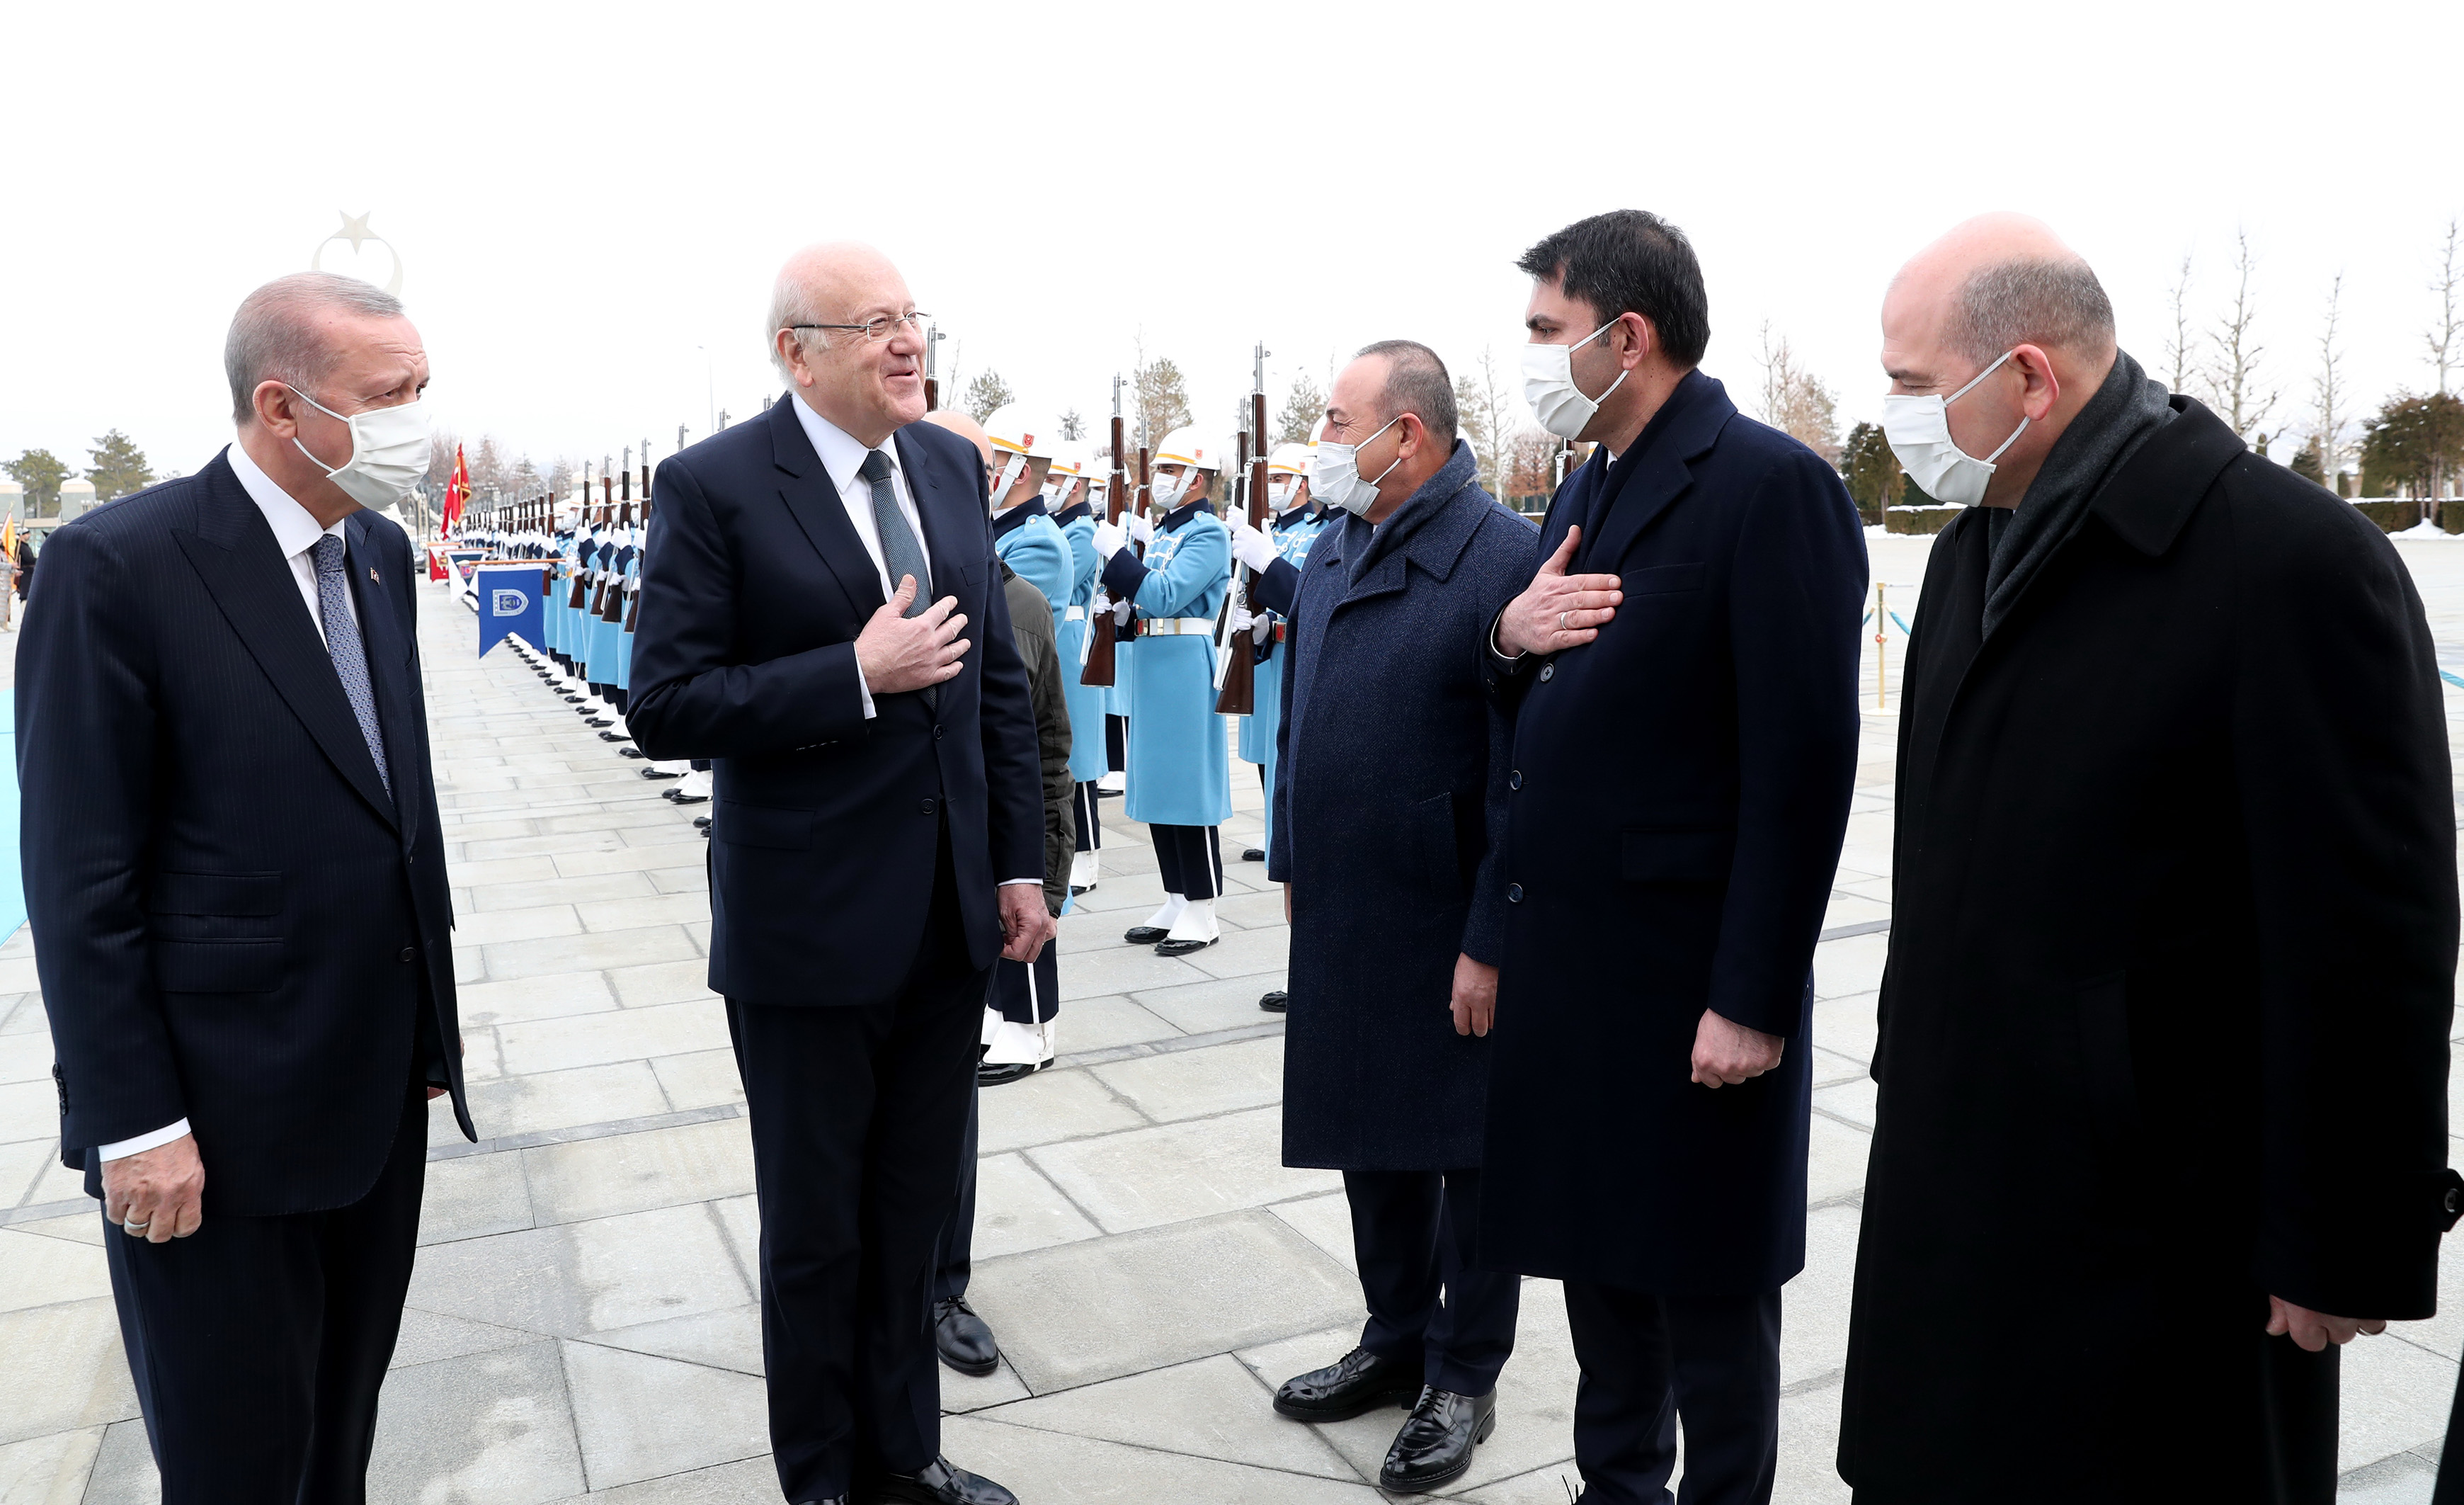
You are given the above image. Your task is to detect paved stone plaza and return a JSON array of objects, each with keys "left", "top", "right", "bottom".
[{"left": 1, "top": 532, "right": 2460, "bottom": 1502}]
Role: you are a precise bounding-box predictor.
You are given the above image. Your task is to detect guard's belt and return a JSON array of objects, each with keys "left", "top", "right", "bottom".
[{"left": 1138, "top": 618, "right": 1218, "bottom": 636}]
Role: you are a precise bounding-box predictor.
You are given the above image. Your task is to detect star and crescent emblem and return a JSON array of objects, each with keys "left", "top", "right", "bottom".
[{"left": 310, "top": 210, "right": 404, "bottom": 295}]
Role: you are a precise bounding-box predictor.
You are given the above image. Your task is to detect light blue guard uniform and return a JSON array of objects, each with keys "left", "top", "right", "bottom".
[{"left": 1237, "top": 499, "right": 1329, "bottom": 858}]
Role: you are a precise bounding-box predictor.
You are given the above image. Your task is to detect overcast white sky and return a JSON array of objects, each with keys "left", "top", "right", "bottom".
[{"left": 4, "top": 0, "right": 2460, "bottom": 484}]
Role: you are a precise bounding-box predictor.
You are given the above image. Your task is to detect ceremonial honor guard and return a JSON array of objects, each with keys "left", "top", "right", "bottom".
[
  {"left": 980, "top": 406, "right": 1072, "bottom": 1079},
  {"left": 1046, "top": 443, "right": 1112, "bottom": 894},
  {"left": 1226, "top": 439, "right": 1326, "bottom": 1011},
  {"left": 1090, "top": 426, "right": 1233, "bottom": 955}
]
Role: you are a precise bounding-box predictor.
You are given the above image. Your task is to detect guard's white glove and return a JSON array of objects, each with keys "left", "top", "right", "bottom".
[
  {"left": 1126, "top": 512, "right": 1154, "bottom": 546},
  {"left": 1231, "top": 608, "right": 1255, "bottom": 634},
  {"left": 1226, "top": 513, "right": 1277, "bottom": 572},
  {"left": 1092, "top": 520, "right": 1127, "bottom": 560},
  {"left": 1113, "top": 600, "right": 1134, "bottom": 627}
]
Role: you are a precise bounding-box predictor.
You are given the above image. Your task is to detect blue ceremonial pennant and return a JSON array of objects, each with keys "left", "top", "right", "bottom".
[{"left": 474, "top": 563, "right": 547, "bottom": 659}]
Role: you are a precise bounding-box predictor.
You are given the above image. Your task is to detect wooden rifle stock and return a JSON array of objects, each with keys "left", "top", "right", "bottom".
[
  {"left": 1212, "top": 389, "right": 1271, "bottom": 715},
  {"left": 599, "top": 502, "right": 631, "bottom": 623},
  {"left": 1080, "top": 411, "right": 1131, "bottom": 687}
]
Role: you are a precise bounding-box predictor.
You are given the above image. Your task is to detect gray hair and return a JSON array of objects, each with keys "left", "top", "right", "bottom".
[
  {"left": 1354, "top": 339, "right": 1459, "bottom": 446},
  {"left": 225, "top": 273, "right": 404, "bottom": 424},
  {"left": 768, "top": 268, "right": 829, "bottom": 381},
  {"left": 1946, "top": 257, "right": 2115, "bottom": 366}
]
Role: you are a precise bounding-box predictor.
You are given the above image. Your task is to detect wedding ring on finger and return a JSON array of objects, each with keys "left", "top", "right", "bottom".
[
  {"left": 1559, "top": 610, "right": 1568, "bottom": 632},
  {"left": 122, "top": 1218, "right": 149, "bottom": 1234}
]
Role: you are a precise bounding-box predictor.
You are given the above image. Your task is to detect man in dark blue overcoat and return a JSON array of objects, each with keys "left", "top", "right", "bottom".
[
  {"left": 1265, "top": 341, "right": 1539, "bottom": 1493},
  {"left": 1477, "top": 211, "right": 1866, "bottom": 1504}
]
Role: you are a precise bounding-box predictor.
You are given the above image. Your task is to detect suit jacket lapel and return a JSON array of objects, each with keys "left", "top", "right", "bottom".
[
  {"left": 173, "top": 456, "right": 399, "bottom": 827},
  {"left": 896, "top": 425, "right": 979, "bottom": 605},
  {"left": 346, "top": 515, "right": 418, "bottom": 843},
  {"left": 1580, "top": 370, "right": 1735, "bottom": 572},
  {"left": 766, "top": 397, "right": 886, "bottom": 622}
]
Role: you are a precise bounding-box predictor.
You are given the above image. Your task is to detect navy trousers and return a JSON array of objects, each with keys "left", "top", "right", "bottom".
[
  {"left": 1150, "top": 823, "right": 1221, "bottom": 901},
  {"left": 1563, "top": 1282, "right": 1781, "bottom": 1505},
  {"left": 932, "top": 1078, "right": 980, "bottom": 1306},
  {"left": 727, "top": 834, "right": 987, "bottom": 1502},
  {"left": 1346, "top": 1168, "right": 1520, "bottom": 1397},
  {"left": 103, "top": 1080, "right": 428, "bottom": 1505}
]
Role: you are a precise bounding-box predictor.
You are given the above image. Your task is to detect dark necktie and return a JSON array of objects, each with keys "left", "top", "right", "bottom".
[
  {"left": 310, "top": 533, "right": 392, "bottom": 800},
  {"left": 857, "top": 448, "right": 935, "bottom": 708},
  {"left": 859, "top": 449, "right": 931, "bottom": 615}
]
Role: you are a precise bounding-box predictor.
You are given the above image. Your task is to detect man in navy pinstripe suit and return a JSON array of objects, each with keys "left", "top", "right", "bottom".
[{"left": 19, "top": 271, "right": 469, "bottom": 1504}]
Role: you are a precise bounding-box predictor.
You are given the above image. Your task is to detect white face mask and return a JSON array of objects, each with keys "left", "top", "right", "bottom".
[
  {"left": 1521, "top": 319, "right": 1630, "bottom": 441},
  {"left": 1881, "top": 349, "right": 2029, "bottom": 506},
  {"left": 288, "top": 387, "right": 429, "bottom": 509},
  {"left": 1267, "top": 477, "right": 1299, "bottom": 513},
  {"left": 988, "top": 453, "right": 1026, "bottom": 511},
  {"left": 1309, "top": 417, "right": 1401, "bottom": 517},
  {"left": 1148, "top": 470, "right": 1192, "bottom": 511}
]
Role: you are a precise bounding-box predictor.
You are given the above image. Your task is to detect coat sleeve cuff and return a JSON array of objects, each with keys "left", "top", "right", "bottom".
[{"left": 1100, "top": 550, "right": 1150, "bottom": 603}]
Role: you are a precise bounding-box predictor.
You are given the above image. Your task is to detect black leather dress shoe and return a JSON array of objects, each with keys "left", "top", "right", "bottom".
[
  {"left": 977, "top": 1059, "right": 1037, "bottom": 1087},
  {"left": 1258, "top": 990, "right": 1288, "bottom": 1012},
  {"left": 619, "top": 746, "right": 648, "bottom": 759},
  {"left": 1272, "top": 1346, "right": 1420, "bottom": 1421},
  {"left": 639, "top": 765, "right": 681, "bottom": 779},
  {"left": 1153, "top": 935, "right": 1218, "bottom": 957},
  {"left": 932, "top": 1297, "right": 998, "bottom": 1377},
  {"left": 1122, "top": 924, "right": 1170, "bottom": 944},
  {"left": 1380, "top": 1385, "right": 1497, "bottom": 1492},
  {"left": 666, "top": 788, "right": 710, "bottom": 805},
  {"left": 692, "top": 814, "right": 712, "bottom": 830},
  {"left": 1240, "top": 846, "right": 1265, "bottom": 862},
  {"left": 862, "top": 1455, "right": 1015, "bottom": 1505},
  {"left": 599, "top": 730, "right": 631, "bottom": 742}
]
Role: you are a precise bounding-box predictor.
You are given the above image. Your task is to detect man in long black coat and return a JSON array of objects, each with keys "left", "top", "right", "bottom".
[
  {"left": 1265, "top": 342, "right": 1536, "bottom": 1494},
  {"left": 1839, "top": 213, "right": 2461, "bottom": 1504},
  {"left": 1479, "top": 212, "right": 1867, "bottom": 1504}
]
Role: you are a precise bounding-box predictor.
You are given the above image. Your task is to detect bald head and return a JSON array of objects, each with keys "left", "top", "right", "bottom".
[
  {"left": 1887, "top": 214, "right": 2114, "bottom": 370},
  {"left": 921, "top": 408, "right": 993, "bottom": 468},
  {"left": 768, "top": 240, "right": 928, "bottom": 447}
]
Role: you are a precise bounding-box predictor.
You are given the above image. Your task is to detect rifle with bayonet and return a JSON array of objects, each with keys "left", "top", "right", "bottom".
[
  {"left": 1213, "top": 343, "right": 1270, "bottom": 713},
  {"left": 1080, "top": 375, "right": 1130, "bottom": 686}
]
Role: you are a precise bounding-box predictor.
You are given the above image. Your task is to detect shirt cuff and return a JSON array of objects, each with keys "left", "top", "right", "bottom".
[
  {"left": 998, "top": 878, "right": 1041, "bottom": 887},
  {"left": 1488, "top": 612, "right": 1529, "bottom": 667},
  {"left": 855, "top": 662, "right": 877, "bottom": 720},
  {"left": 98, "top": 1118, "right": 190, "bottom": 1162}
]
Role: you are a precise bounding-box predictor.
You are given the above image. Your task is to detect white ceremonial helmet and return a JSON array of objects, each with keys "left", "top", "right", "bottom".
[
  {"left": 1153, "top": 426, "right": 1224, "bottom": 473},
  {"left": 1266, "top": 443, "right": 1311, "bottom": 477},
  {"left": 981, "top": 405, "right": 1057, "bottom": 459},
  {"left": 1046, "top": 441, "right": 1085, "bottom": 479}
]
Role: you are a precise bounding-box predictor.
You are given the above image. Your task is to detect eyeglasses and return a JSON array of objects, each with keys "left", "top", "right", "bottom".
[{"left": 788, "top": 311, "right": 930, "bottom": 343}]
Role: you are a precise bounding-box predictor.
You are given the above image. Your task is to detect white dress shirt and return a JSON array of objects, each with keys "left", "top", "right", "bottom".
[
  {"left": 98, "top": 442, "right": 358, "bottom": 1166},
  {"left": 788, "top": 397, "right": 928, "bottom": 721}
]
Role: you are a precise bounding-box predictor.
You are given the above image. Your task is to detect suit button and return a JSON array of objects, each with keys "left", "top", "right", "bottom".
[
  {"left": 933, "top": 724, "right": 945, "bottom": 739},
  {"left": 920, "top": 798, "right": 937, "bottom": 815},
  {"left": 1508, "top": 771, "right": 1522, "bottom": 791},
  {"left": 404, "top": 851, "right": 415, "bottom": 865},
  {"left": 1538, "top": 663, "right": 1554, "bottom": 682},
  {"left": 398, "top": 947, "right": 416, "bottom": 962},
  {"left": 1507, "top": 883, "right": 1523, "bottom": 903}
]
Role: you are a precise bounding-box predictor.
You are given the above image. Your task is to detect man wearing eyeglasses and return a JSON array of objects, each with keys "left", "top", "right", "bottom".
[{"left": 628, "top": 242, "right": 1051, "bottom": 1505}]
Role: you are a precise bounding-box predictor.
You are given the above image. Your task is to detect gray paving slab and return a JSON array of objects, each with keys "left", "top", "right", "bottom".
[
  {"left": 1025, "top": 1106, "right": 1340, "bottom": 1234},
  {"left": 561, "top": 1340, "right": 769, "bottom": 1491},
  {"left": 937, "top": 1412, "right": 1385, "bottom": 1504},
  {"left": 368, "top": 1341, "right": 588, "bottom": 1505},
  {"left": 968, "top": 1210, "right": 1364, "bottom": 1392}
]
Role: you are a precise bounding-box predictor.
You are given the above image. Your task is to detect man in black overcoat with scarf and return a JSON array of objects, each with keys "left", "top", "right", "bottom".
[
  {"left": 1478, "top": 211, "right": 1868, "bottom": 1504},
  {"left": 1838, "top": 213, "right": 2461, "bottom": 1504}
]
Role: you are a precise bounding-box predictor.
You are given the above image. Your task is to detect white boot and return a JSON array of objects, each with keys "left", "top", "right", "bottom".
[
  {"left": 1098, "top": 768, "right": 1126, "bottom": 793},
  {"left": 603, "top": 715, "right": 630, "bottom": 741},
  {"left": 1070, "top": 849, "right": 1098, "bottom": 893},
  {"left": 1131, "top": 892, "right": 1185, "bottom": 942},
  {"left": 1157, "top": 897, "right": 1219, "bottom": 955}
]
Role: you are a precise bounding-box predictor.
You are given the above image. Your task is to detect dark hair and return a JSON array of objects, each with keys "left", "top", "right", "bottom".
[
  {"left": 1354, "top": 339, "right": 1459, "bottom": 445},
  {"left": 1517, "top": 210, "right": 1710, "bottom": 368}
]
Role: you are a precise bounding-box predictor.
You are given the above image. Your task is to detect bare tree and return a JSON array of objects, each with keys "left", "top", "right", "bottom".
[
  {"left": 1755, "top": 321, "right": 1841, "bottom": 464},
  {"left": 1275, "top": 373, "right": 1325, "bottom": 445},
  {"left": 2163, "top": 253, "right": 2198, "bottom": 394},
  {"left": 2208, "top": 227, "right": 2276, "bottom": 448},
  {"left": 2312, "top": 273, "right": 2345, "bottom": 493},
  {"left": 1059, "top": 408, "right": 1085, "bottom": 441},
  {"left": 2429, "top": 217, "right": 2460, "bottom": 397},
  {"left": 1453, "top": 345, "right": 1517, "bottom": 496}
]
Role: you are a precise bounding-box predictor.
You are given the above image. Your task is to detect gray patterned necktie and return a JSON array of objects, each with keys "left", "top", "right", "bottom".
[
  {"left": 859, "top": 448, "right": 935, "bottom": 709},
  {"left": 311, "top": 533, "right": 392, "bottom": 800},
  {"left": 858, "top": 448, "right": 931, "bottom": 615}
]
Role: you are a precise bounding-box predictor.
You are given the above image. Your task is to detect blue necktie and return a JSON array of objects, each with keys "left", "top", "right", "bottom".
[{"left": 311, "top": 534, "right": 392, "bottom": 801}]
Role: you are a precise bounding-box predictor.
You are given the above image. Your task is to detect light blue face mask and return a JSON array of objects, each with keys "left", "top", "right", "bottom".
[{"left": 1308, "top": 416, "right": 1401, "bottom": 516}]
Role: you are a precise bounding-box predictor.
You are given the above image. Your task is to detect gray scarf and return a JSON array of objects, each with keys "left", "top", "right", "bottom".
[{"left": 1982, "top": 348, "right": 2174, "bottom": 636}]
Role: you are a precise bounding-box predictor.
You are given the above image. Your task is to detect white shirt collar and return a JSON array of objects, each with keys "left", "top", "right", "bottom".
[
  {"left": 789, "top": 393, "right": 899, "bottom": 494},
  {"left": 225, "top": 438, "right": 347, "bottom": 558}
]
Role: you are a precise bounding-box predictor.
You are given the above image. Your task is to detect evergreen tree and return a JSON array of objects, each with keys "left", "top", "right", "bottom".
[
  {"left": 4, "top": 449, "right": 70, "bottom": 516},
  {"left": 85, "top": 429, "right": 154, "bottom": 503},
  {"left": 963, "top": 369, "right": 1014, "bottom": 423},
  {"left": 1837, "top": 422, "right": 1904, "bottom": 522},
  {"left": 1134, "top": 357, "right": 1192, "bottom": 449},
  {"left": 1276, "top": 373, "right": 1325, "bottom": 445}
]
